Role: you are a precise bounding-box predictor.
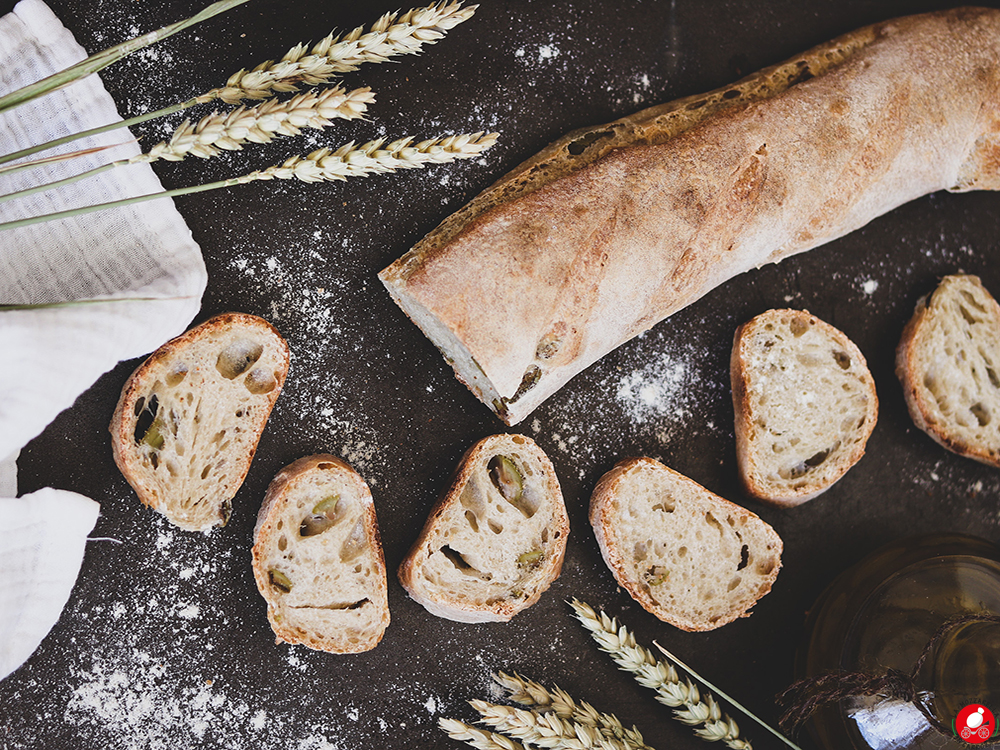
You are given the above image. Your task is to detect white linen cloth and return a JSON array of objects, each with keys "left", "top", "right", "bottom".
[
  {"left": 0, "top": 488, "right": 99, "bottom": 680},
  {"left": 0, "top": 0, "right": 206, "bottom": 680},
  {"left": 0, "top": 0, "right": 207, "bottom": 486}
]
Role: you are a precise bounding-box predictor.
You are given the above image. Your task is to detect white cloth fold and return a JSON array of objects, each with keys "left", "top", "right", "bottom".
[
  {"left": 0, "top": 0, "right": 207, "bottom": 475},
  {"left": 0, "top": 451, "right": 18, "bottom": 497},
  {"left": 0, "top": 488, "right": 100, "bottom": 680},
  {"left": 0, "top": 0, "right": 207, "bottom": 683}
]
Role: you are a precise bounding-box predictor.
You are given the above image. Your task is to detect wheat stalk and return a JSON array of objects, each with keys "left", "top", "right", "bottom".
[
  {"left": 0, "top": 2, "right": 475, "bottom": 169},
  {"left": 211, "top": 1, "right": 477, "bottom": 104},
  {"left": 0, "top": 0, "right": 250, "bottom": 114},
  {"left": 471, "top": 699, "right": 642, "bottom": 750},
  {"left": 244, "top": 131, "right": 498, "bottom": 183},
  {"left": 440, "top": 718, "right": 528, "bottom": 750},
  {"left": 495, "top": 672, "right": 652, "bottom": 750},
  {"left": 0, "top": 86, "right": 374, "bottom": 204},
  {"left": 0, "top": 296, "right": 195, "bottom": 311},
  {"left": 137, "top": 85, "right": 374, "bottom": 163},
  {"left": 0, "top": 131, "right": 498, "bottom": 232},
  {"left": 569, "top": 599, "right": 752, "bottom": 750}
]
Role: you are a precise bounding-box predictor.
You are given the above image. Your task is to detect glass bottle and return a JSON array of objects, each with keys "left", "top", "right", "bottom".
[{"left": 799, "top": 534, "right": 1000, "bottom": 750}]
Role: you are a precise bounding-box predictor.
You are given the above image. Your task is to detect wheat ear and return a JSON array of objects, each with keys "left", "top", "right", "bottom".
[
  {"left": 0, "top": 86, "right": 374, "bottom": 205},
  {"left": 0, "top": 131, "right": 498, "bottom": 232},
  {"left": 470, "top": 699, "right": 645, "bottom": 750},
  {"left": 244, "top": 132, "right": 498, "bottom": 183},
  {"left": 439, "top": 718, "right": 527, "bottom": 750},
  {"left": 0, "top": 2, "right": 474, "bottom": 169},
  {"left": 137, "top": 85, "right": 374, "bottom": 162},
  {"left": 212, "top": 1, "right": 477, "bottom": 104},
  {"left": 569, "top": 599, "right": 752, "bottom": 750},
  {"left": 494, "top": 672, "right": 652, "bottom": 750}
]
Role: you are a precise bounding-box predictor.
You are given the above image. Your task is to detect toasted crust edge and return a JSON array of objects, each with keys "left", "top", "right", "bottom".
[
  {"left": 398, "top": 434, "right": 569, "bottom": 623},
  {"left": 589, "top": 457, "right": 783, "bottom": 632},
  {"left": 896, "top": 274, "right": 1000, "bottom": 468},
  {"left": 252, "top": 454, "right": 390, "bottom": 653},
  {"left": 730, "top": 309, "right": 879, "bottom": 507},
  {"left": 383, "top": 14, "right": 888, "bottom": 283},
  {"left": 109, "top": 312, "right": 290, "bottom": 531}
]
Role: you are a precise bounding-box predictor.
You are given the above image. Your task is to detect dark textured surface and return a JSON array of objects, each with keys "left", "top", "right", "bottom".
[{"left": 3, "top": 1, "right": 1000, "bottom": 749}]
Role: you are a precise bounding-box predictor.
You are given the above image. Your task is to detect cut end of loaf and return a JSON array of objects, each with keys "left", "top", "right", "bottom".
[
  {"left": 252, "top": 455, "right": 389, "bottom": 653},
  {"left": 109, "top": 313, "right": 289, "bottom": 532},
  {"left": 590, "top": 457, "right": 782, "bottom": 631},
  {"left": 731, "top": 309, "right": 877, "bottom": 506},
  {"left": 897, "top": 274, "right": 1000, "bottom": 467},
  {"left": 398, "top": 434, "right": 568, "bottom": 622}
]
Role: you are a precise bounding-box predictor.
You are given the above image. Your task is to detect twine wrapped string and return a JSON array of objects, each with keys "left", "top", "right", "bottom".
[{"left": 777, "top": 613, "right": 1000, "bottom": 737}]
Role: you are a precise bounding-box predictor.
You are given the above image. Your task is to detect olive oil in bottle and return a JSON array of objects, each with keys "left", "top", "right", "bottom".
[{"left": 799, "top": 534, "right": 1000, "bottom": 750}]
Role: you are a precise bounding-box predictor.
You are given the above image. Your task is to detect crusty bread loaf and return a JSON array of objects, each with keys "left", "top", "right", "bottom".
[
  {"left": 109, "top": 313, "right": 289, "bottom": 531},
  {"left": 380, "top": 8, "right": 1000, "bottom": 425},
  {"left": 252, "top": 455, "right": 389, "bottom": 653},
  {"left": 731, "top": 309, "right": 878, "bottom": 506},
  {"left": 398, "top": 433, "right": 568, "bottom": 623},
  {"left": 590, "top": 457, "right": 782, "bottom": 631},
  {"left": 897, "top": 274, "right": 1000, "bottom": 467}
]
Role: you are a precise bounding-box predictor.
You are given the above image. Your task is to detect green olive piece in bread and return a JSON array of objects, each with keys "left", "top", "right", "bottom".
[
  {"left": 399, "top": 434, "right": 568, "bottom": 623},
  {"left": 252, "top": 455, "right": 389, "bottom": 653}
]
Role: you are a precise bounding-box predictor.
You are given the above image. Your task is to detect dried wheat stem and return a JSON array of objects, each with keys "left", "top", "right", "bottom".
[
  {"left": 134, "top": 85, "right": 373, "bottom": 163},
  {"left": 569, "top": 599, "right": 751, "bottom": 750},
  {"left": 242, "top": 131, "right": 498, "bottom": 183},
  {"left": 207, "top": 1, "right": 477, "bottom": 104},
  {"left": 0, "top": 86, "right": 374, "bottom": 205},
  {"left": 0, "top": 2, "right": 472, "bottom": 168},
  {"left": 440, "top": 718, "right": 527, "bottom": 750},
  {"left": 0, "top": 131, "right": 498, "bottom": 232},
  {"left": 472, "top": 699, "right": 646, "bottom": 750},
  {"left": 494, "top": 672, "right": 652, "bottom": 750}
]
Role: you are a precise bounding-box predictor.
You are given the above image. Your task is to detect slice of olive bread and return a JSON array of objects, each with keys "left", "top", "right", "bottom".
[
  {"left": 398, "top": 434, "right": 568, "bottom": 623},
  {"left": 590, "top": 457, "right": 782, "bottom": 631},
  {"left": 731, "top": 309, "right": 878, "bottom": 506},
  {"left": 109, "top": 313, "right": 289, "bottom": 531},
  {"left": 252, "top": 455, "right": 389, "bottom": 653},
  {"left": 897, "top": 274, "right": 1000, "bottom": 466}
]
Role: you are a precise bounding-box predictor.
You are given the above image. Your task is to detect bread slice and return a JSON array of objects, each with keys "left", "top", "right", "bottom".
[
  {"left": 379, "top": 9, "right": 1000, "bottom": 426},
  {"left": 252, "top": 455, "right": 389, "bottom": 653},
  {"left": 590, "top": 457, "right": 782, "bottom": 631},
  {"left": 731, "top": 309, "right": 878, "bottom": 506},
  {"left": 896, "top": 274, "right": 1000, "bottom": 467},
  {"left": 109, "top": 312, "right": 289, "bottom": 531},
  {"left": 398, "top": 434, "right": 568, "bottom": 623}
]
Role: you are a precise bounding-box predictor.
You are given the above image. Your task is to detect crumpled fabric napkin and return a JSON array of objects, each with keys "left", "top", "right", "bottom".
[
  {"left": 0, "top": 0, "right": 207, "bottom": 484},
  {"left": 0, "top": 488, "right": 99, "bottom": 680},
  {"left": 0, "top": 0, "right": 206, "bottom": 680}
]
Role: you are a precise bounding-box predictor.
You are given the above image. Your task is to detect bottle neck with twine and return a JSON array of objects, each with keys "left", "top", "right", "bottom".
[{"left": 777, "top": 612, "right": 1000, "bottom": 740}]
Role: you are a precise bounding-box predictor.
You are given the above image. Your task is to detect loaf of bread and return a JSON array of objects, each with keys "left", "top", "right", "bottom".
[
  {"left": 109, "top": 313, "right": 289, "bottom": 531},
  {"left": 380, "top": 8, "right": 1000, "bottom": 425},
  {"left": 731, "top": 309, "right": 878, "bottom": 505},
  {"left": 252, "top": 455, "right": 389, "bottom": 653},
  {"left": 590, "top": 457, "right": 782, "bottom": 631},
  {"left": 398, "top": 433, "right": 568, "bottom": 623},
  {"left": 897, "top": 274, "right": 1000, "bottom": 467}
]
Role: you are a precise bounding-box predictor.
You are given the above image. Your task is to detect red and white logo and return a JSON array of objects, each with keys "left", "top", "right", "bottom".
[{"left": 956, "top": 704, "right": 996, "bottom": 743}]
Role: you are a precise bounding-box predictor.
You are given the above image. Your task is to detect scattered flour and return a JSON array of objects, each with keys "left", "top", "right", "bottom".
[
  {"left": 615, "top": 353, "right": 690, "bottom": 424},
  {"left": 533, "top": 326, "right": 729, "bottom": 476}
]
